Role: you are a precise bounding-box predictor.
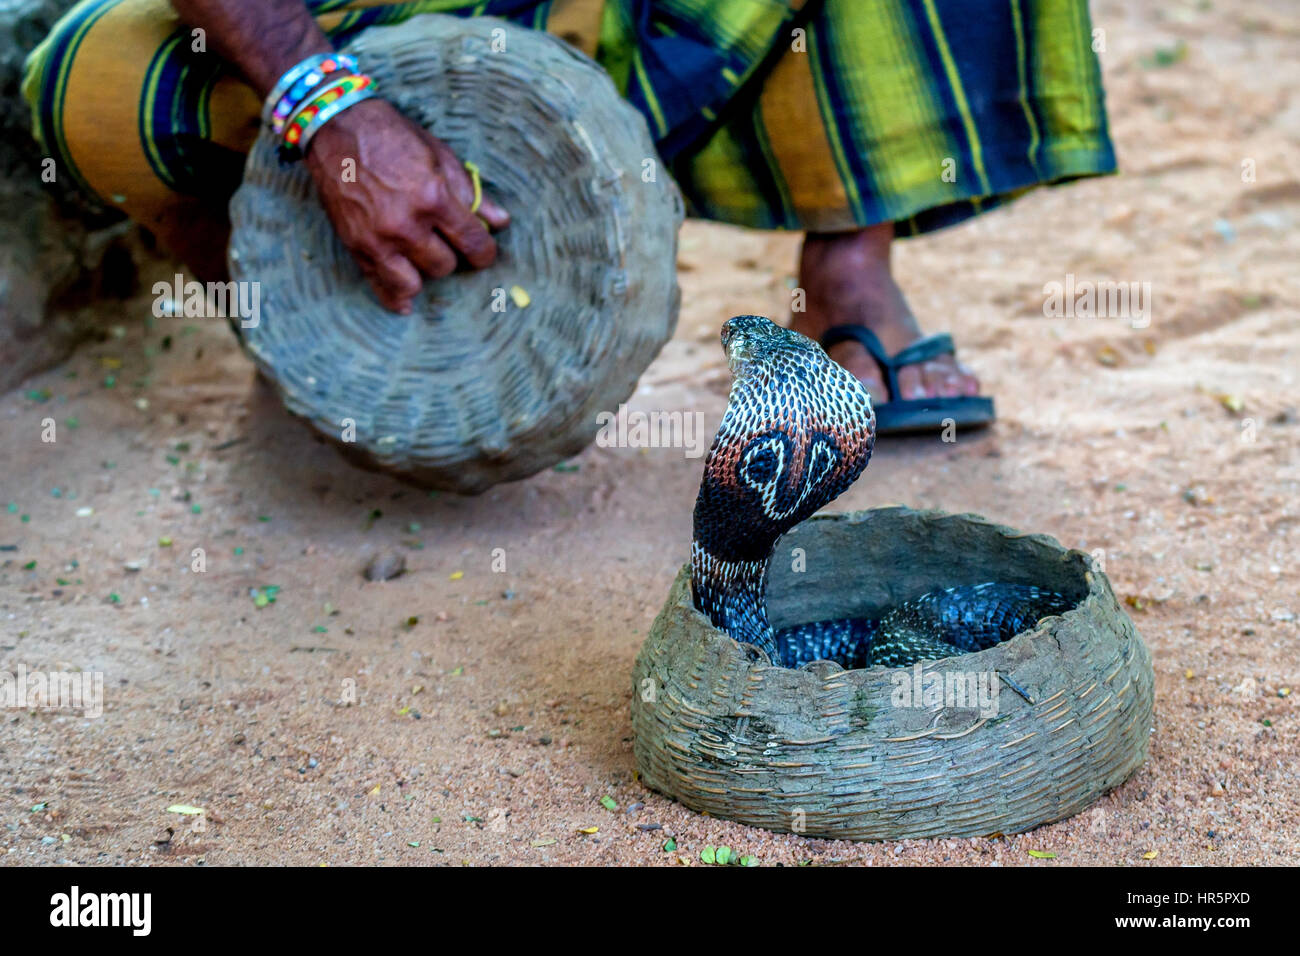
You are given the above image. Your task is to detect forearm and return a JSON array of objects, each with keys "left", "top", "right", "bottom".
[{"left": 170, "top": 0, "right": 333, "bottom": 97}]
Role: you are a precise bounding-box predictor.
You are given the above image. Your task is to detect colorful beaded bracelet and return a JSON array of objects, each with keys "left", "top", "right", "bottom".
[
  {"left": 268, "top": 54, "right": 358, "bottom": 136},
  {"left": 279, "top": 73, "right": 377, "bottom": 159},
  {"left": 261, "top": 53, "right": 338, "bottom": 127}
]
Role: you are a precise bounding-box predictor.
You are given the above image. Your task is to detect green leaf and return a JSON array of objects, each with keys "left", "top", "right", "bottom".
[
  {"left": 662, "top": 838, "right": 677, "bottom": 853},
  {"left": 740, "top": 855, "right": 758, "bottom": 867},
  {"left": 1027, "top": 849, "right": 1057, "bottom": 859},
  {"left": 700, "top": 846, "right": 716, "bottom": 865},
  {"left": 715, "top": 846, "right": 732, "bottom": 865},
  {"left": 599, "top": 795, "right": 618, "bottom": 812}
]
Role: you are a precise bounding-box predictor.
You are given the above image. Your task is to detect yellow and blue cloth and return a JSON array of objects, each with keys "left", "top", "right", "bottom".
[{"left": 23, "top": 0, "right": 1116, "bottom": 239}]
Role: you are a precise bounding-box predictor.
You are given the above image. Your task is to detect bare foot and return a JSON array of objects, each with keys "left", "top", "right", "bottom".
[{"left": 791, "top": 223, "right": 980, "bottom": 403}]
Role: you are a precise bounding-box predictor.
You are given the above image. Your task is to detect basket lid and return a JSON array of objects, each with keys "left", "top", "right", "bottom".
[{"left": 228, "top": 14, "right": 683, "bottom": 493}]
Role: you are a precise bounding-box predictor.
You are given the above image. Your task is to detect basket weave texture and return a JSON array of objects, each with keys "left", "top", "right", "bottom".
[
  {"left": 631, "top": 507, "right": 1155, "bottom": 841},
  {"left": 229, "top": 15, "right": 683, "bottom": 492}
]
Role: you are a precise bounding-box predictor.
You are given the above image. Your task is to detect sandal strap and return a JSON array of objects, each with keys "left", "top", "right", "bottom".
[
  {"left": 888, "top": 332, "right": 956, "bottom": 368},
  {"left": 820, "top": 326, "right": 957, "bottom": 400},
  {"left": 820, "top": 324, "right": 891, "bottom": 365}
]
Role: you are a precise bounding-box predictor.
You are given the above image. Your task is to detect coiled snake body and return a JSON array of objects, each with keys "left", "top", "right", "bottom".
[{"left": 691, "top": 316, "right": 1071, "bottom": 668}]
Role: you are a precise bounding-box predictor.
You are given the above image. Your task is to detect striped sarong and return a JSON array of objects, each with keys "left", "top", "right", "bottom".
[{"left": 23, "top": 0, "right": 1115, "bottom": 241}]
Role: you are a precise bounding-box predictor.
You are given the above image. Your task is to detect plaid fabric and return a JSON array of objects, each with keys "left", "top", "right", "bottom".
[{"left": 23, "top": 0, "right": 1115, "bottom": 236}]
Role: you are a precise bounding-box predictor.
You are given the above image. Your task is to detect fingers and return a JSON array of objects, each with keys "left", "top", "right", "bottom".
[
  {"left": 400, "top": 228, "right": 458, "bottom": 280},
  {"left": 359, "top": 251, "right": 423, "bottom": 314},
  {"left": 475, "top": 193, "right": 511, "bottom": 231},
  {"left": 411, "top": 176, "right": 498, "bottom": 270},
  {"left": 317, "top": 115, "right": 510, "bottom": 313},
  {"left": 431, "top": 137, "right": 478, "bottom": 211},
  {"left": 436, "top": 201, "right": 499, "bottom": 270},
  {"left": 422, "top": 128, "right": 511, "bottom": 233}
]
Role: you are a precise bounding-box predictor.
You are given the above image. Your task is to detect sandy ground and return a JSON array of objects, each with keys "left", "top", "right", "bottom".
[{"left": 2, "top": 0, "right": 1297, "bottom": 866}]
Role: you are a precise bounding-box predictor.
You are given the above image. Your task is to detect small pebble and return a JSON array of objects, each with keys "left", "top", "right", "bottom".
[{"left": 363, "top": 551, "right": 406, "bottom": 581}]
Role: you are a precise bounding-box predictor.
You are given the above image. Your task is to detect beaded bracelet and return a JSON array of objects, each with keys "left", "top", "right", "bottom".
[
  {"left": 268, "top": 54, "right": 358, "bottom": 136},
  {"left": 261, "top": 53, "right": 343, "bottom": 128},
  {"left": 279, "top": 73, "right": 377, "bottom": 159}
]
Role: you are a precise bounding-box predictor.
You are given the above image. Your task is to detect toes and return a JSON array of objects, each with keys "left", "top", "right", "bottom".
[
  {"left": 956, "top": 361, "right": 981, "bottom": 397},
  {"left": 896, "top": 364, "right": 927, "bottom": 401},
  {"left": 921, "top": 360, "right": 963, "bottom": 398}
]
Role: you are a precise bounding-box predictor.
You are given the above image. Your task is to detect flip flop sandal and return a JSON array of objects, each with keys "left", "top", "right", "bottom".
[{"left": 821, "top": 325, "right": 995, "bottom": 435}]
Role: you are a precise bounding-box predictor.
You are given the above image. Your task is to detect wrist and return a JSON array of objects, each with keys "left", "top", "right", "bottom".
[
  {"left": 303, "top": 96, "right": 391, "bottom": 163},
  {"left": 246, "top": 33, "right": 335, "bottom": 99}
]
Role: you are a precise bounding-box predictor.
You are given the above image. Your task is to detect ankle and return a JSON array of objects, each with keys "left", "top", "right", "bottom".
[
  {"left": 802, "top": 225, "right": 895, "bottom": 297},
  {"left": 803, "top": 222, "right": 893, "bottom": 268}
]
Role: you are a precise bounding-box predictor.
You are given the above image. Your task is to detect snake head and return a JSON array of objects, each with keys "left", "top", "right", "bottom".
[{"left": 721, "top": 314, "right": 819, "bottom": 375}]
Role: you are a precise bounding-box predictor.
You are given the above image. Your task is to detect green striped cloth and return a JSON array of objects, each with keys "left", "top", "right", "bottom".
[{"left": 24, "top": 0, "right": 1115, "bottom": 236}]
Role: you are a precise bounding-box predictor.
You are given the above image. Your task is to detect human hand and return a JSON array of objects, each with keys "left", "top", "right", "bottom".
[{"left": 305, "top": 97, "right": 510, "bottom": 313}]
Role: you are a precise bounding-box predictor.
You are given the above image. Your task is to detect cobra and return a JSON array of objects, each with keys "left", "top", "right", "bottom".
[{"left": 691, "top": 315, "right": 1072, "bottom": 668}]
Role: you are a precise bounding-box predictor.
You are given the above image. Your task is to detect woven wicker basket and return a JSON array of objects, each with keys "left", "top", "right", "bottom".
[
  {"left": 632, "top": 507, "right": 1155, "bottom": 841},
  {"left": 228, "top": 15, "right": 683, "bottom": 493}
]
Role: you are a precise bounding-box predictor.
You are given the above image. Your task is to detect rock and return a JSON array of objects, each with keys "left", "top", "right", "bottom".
[
  {"left": 0, "top": 0, "right": 136, "bottom": 396},
  {"left": 363, "top": 551, "right": 406, "bottom": 581}
]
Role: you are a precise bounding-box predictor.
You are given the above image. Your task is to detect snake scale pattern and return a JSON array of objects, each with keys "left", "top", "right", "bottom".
[{"left": 691, "top": 316, "right": 1072, "bottom": 669}]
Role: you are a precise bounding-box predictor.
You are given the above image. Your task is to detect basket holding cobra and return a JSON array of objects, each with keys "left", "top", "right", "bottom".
[{"left": 631, "top": 316, "right": 1154, "bottom": 841}]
